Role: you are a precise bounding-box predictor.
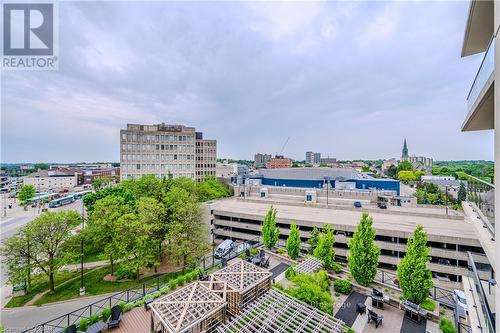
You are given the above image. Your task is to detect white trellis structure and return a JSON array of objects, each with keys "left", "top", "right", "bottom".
[
  {"left": 210, "top": 259, "right": 272, "bottom": 316},
  {"left": 293, "top": 257, "right": 324, "bottom": 274},
  {"left": 216, "top": 289, "right": 349, "bottom": 333},
  {"left": 151, "top": 282, "right": 226, "bottom": 333}
]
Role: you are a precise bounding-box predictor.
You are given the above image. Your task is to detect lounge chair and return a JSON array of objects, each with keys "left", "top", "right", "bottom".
[
  {"left": 259, "top": 249, "right": 265, "bottom": 258},
  {"left": 107, "top": 305, "right": 122, "bottom": 329},
  {"left": 261, "top": 257, "right": 270, "bottom": 268},
  {"left": 367, "top": 309, "right": 384, "bottom": 328}
]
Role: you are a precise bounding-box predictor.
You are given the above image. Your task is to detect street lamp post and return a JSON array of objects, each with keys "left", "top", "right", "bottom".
[
  {"left": 445, "top": 186, "right": 449, "bottom": 216},
  {"left": 80, "top": 201, "right": 86, "bottom": 296},
  {"left": 324, "top": 177, "right": 331, "bottom": 207}
]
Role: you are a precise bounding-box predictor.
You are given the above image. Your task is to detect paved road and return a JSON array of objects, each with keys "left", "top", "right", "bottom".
[{"left": 1, "top": 293, "right": 114, "bottom": 331}]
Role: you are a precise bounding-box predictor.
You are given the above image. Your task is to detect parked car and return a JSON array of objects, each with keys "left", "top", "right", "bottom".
[
  {"left": 454, "top": 289, "right": 468, "bottom": 318},
  {"left": 377, "top": 202, "right": 387, "bottom": 209},
  {"left": 215, "top": 239, "right": 234, "bottom": 259},
  {"left": 354, "top": 201, "right": 362, "bottom": 208}
]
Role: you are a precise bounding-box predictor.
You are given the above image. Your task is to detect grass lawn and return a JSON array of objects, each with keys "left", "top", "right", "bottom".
[
  {"left": 65, "top": 252, "right": 107, "bottom": 265},
  {"left": 34, "top": 265, "right": 185, "bottom": 305},
  {"left": 5, "top": 270, "right": 86, "bottom": 308}
]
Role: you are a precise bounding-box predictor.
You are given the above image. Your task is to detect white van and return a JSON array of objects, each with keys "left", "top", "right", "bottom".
[{"left": 215, "top": 239, "right": 234, "bottom": 259}]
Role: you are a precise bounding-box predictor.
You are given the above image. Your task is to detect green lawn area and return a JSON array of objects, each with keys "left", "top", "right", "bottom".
[
  {"left": 65, "top": 252, "right": 107, "bottom": 265},
  {"left": 5, "top": 270, "right": 86, "bottom": 308},
  {"left": 34, "top": 265, "right": 185, "bottom": 305}
]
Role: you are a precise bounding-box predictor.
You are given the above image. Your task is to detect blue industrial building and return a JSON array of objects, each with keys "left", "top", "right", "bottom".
[{"left": 249, "top": 168, "right": 400, "bottom": 195}]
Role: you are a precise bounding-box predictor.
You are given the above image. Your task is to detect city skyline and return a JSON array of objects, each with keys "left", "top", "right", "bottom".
[{"left": 1, "top": 1, "right": 494, "bottom": 163}]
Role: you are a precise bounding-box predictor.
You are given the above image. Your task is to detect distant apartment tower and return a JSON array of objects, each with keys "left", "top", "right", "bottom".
[
  {"left": 120, "top": 123, "right": 216, "bottom": 181},
  {"left": 254, "top": 153, "right": 271, "bottom": 167},
  {"left": 305, "top": 152, "right": 321, "bottom": 166},
  {"left": 266, "top": 155, "right": 293, "bottom": 169},
  {"left": 320, "top": 157, "right": 337, "bottom": 167}
]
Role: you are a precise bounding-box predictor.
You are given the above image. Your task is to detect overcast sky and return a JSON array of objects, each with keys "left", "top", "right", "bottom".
[{"left": 1, "top": 1, "right": 494, "bottom": 163}]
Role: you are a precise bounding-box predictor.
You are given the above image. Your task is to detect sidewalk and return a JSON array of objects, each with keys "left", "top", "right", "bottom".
[{"left": 1, "top": 293, "right": 115, "bottom": 330}]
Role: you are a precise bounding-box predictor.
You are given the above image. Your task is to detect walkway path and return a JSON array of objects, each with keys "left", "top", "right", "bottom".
[{"left": 1, "top": 292, "right": 115, "bottom": 330}]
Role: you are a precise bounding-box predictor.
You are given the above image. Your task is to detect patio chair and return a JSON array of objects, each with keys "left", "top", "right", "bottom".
[
  {"left": 367, "top": 309, "right": 384, "bottom": 328},
  {"left": 56, "top": 324, "right": 78, "bottom": 333},
  {"left": 198, "top": 270, "right": 208, "bottom": 281},
  {"left": 107, "top": 305, "right": 122, "bottom": 329},
  {"left": 261, "top": 257, "right": 270, "bottom": 268},
  {"left": 259, "top": 249, "right": 265, "bottom": 258}
]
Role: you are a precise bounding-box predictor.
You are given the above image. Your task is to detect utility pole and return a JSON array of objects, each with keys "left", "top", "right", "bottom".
[{"left": 80, "top": 201, "right": 85, "bottom": 296}]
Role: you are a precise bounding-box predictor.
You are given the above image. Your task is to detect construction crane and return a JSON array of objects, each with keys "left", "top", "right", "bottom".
[{"left": 277, "top": 136, "right": 291, "bottom": 156}]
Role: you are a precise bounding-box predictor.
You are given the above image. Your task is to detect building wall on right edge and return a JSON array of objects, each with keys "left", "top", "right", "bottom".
[{"left": 494, "top": 4, "right": 500, "bottom": 333}]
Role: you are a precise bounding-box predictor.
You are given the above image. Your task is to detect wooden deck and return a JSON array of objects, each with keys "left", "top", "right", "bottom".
[{"left": 113, "top": 307, "right": 151, "bottom": 333}]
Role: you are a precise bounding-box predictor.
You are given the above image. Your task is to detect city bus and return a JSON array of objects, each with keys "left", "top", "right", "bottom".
[
  {"left": 27, "top": 193, "right": 56, "bottom": 204},
  {"left": 48, "top": 195, "right": 76, "bottom": 208},
  {"left": 73, "top": 190, "right": 92, "bottom": 200}
]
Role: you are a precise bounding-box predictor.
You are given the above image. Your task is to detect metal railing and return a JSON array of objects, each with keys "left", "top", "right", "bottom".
[
  {"left": 467, "top": 36, "right": 495, "bottom": 111},
  {"left": 467, "top": 175, "right": 495, "bottom": 229},
  {"left": 373, "top": 269, "right": 455, "bottom": 308},
  {"left": 467, "top": 252, "right": 495, "bottom": 333},
  {"left": 20, "top": 237, "right": 262, "bottom": 333}
]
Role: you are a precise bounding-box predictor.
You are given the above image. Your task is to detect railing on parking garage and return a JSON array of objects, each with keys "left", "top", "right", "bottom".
[{"left": 20, "top": 236, "right": 262, "bottom": 333}]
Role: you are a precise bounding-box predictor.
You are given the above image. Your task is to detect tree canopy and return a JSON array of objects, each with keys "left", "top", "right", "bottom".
[
  {"left": 286, "top": 224, "right": 301, "bottom": 259},
  {"left": 348, "top": 213, "right": 380, "bottom": 286},
  {"left": 313, "top": 225, "right": 335, "bottom": 269},
  {"left": 262, "top": 206, "right": 279, "bottom": 249},
  {"left": 397, "top": 225, "right": 433, "bottom": 304}
]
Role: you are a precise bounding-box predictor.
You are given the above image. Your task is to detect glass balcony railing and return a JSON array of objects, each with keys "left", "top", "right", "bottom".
[
  {"left": 467, "top": 37, "right": 495, "bottom": 111},
  {"left": 467, "top": 175, "right": 495, "bottom": 229}
]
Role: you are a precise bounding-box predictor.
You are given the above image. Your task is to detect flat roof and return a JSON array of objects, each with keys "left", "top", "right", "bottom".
[
  {"left": 257, "top": 167, "right": 362, "bottom": 181},
  {"left": 211, "top": 199, "right": 477, "bottom": 241}
]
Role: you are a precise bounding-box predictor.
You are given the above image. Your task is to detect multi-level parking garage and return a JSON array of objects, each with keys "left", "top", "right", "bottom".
[{"left": 206, "top": 197, "right": 490, "bottom": 289}]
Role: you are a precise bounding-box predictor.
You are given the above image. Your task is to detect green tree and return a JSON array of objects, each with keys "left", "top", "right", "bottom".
[
  {"left": 397, "top": 160, "right": 413, "bottom": 173},
  {"left": 92, "top": 177, "right": 113, "bottom": 190},
  {"left": 85, "top": 196, "right": 133, "bottom": 275},
  {"left": 83, "top": 186, "right": 135, "bottom": 212},
  {"left": 32, "top": 163, "right": 49, "bottom": 170},
  {"left": 457, "top": 182, "right": 467, "bottom": 203},
  {"left": 313, "top": 225, "right": 335, "bottom": 269},
  {"left": 113, "top": 213, "right": 158, "bottom": 278},
  {"left": 286, "top": 271, "right": 334, "bottom": 314},
  {"left": 262, "top": 206, "right": 279, "bottom": 249},
  {"left": 120, "top": 175, "right": 166, "bottom": 202},
  {"left": 348, "top": 213, "right": 380, "bottom": 286},
  {"left": 398, "top": 170, "right": 416, "bottom": 182},
  {"left": 386, "top": 165, "right": 398, "bottom": 178},
  {"left": 197, "top": 177, "right": 232, "bottom": 202},
  {"left": 397, "top": 225, "right": 433, "bottom": 304},
  {"left": 308, "top": 226, "right": 321, "bottom": 254},
  {"left": 25, "top": 211, "right": 81, "bottom": 291},
  {"left": 166, "top": 187, "right": 210, "bottom": 268},
  {"left": 18, "top": 185, "right": 36, "bottom": 209},
  {"left": 286, "top": 224, "right": 301, "bottom": 259},
  {"left": 137, "top": 197, "right": 166, "bottom": 268},
  {"left": 1, "top": 227, "right": 35, "bottom": 292}
]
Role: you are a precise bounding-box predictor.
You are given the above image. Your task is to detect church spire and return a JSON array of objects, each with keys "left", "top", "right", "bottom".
[{"left": 402, "top": 138, "right": 409, "bottom": 159}]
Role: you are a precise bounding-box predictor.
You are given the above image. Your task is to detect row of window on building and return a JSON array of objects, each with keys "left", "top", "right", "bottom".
[
  {"left": 122, "top": 154, "right": 195, "bottom": 162},
  {"left": 122, "top": 144, "right": 195, "bottom": 152},
  {"left": 121, "top": 163, "right": 194, "bottom": 171},
  {"left": 123, "top": 173, "right": 195, "bottom": 179},
  {"left": 122, "top": 133, "right": 194, "bottom": 143}
]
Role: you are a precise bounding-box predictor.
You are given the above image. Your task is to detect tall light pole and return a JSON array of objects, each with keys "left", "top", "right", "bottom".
[
  {"left": 445, "top": 185, "right": 449, "bottom": 216},
  {"left": 324, "top": 176, "right": 331, "bottom": 207},
  {"left": 80, "top": 201, "right": 86, "bottom": 296}
]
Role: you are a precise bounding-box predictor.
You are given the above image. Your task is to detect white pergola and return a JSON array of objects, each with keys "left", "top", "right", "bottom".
[
  {"left": 210, "top": 259, "right": 272, "bottom": 293},
  {"left": 293, "top": 257, "right": 324, "bottom": 274},
  {"left": 151, "top": 282, "right": 226, "bottom": 333},
  {"left": 216, "top": 289, "right": 348, "bottom": 333}
]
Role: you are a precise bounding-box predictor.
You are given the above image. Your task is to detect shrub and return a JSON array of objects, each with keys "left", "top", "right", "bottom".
[
  {"left": 273, "top": 283, "right": 285, "bottom": 291},
  {"left": 250, "top": 248, "right": 259, "bottom": 256},
  {"left": 287, "top": 271, "right": 334, "bottom": 314},
  {"left": 420, "top": 298, "right": 436, "bottom": 312},
  {"left": 439, "top": 319, "right": 456, "bottom": 333},
  {"left": 78, "top": 318, "right": 90, "bottom": 331},
  {"left": 177, "top": 276, "right": 186, "bottom": 286},
  {"left": 333, "top": 279, "right": 352, "bottom": 295},
  {"left": 115, "top": 265, "right": 137, "bottom": 280},
  {"left": 277, "top": 248, "right": 286, "bottom": 255},
  {"left": 143, "top": 293, "right": 153, "bottom": 302},
  {"left": 152, "top": 291, "right": 162, "bottom": 298},
  {"left": 89, "top": 314, "right": 100, "bottom": 324},
  {"left": 123, "top": 302, "right": 135, "bottom": 312},
  {"left": 117, "top": 301, "right": 126, "bottom": 312},
  {"left": 101, "top": 307, "right": 111, "bottom": 321},
  {"left": 168, "top": 280, "right": 178, "bottom": 290},
  {"left": 332, "top": 262, "right": 343, "bottom": 274},
  {"left": 285, "top": 266, "right": 297, "bottom": 279},
  {"left": 186, "top": 271, "right": 197, "bottom": 282},
  {"left": 134, "top": 299, "right": 144, "bottom": 307},
  {"left": 160, "top": 286, "right": 169, "bottom": 294}
]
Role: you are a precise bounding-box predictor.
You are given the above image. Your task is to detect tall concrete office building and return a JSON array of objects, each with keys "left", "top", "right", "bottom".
[{"left": 120, "top": 123, "right": 216, "bottom": 181}]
